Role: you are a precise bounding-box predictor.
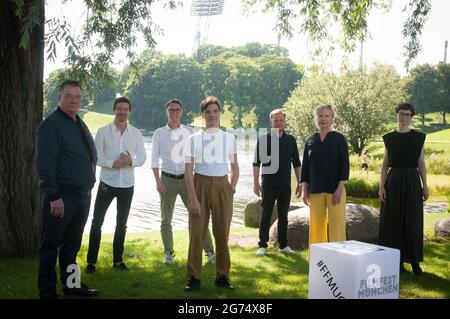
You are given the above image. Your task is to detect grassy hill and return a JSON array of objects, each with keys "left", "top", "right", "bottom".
[{"left": 79, "top": 110, "right": 114, "bottom": 135}]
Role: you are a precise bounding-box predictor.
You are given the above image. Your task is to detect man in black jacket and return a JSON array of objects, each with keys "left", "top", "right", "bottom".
[
  {"left": 36, "top": 80, "right": 98, "bottom": 299},
  {"left": 253, "top": 109, "right": 302, "bottom": 256}
]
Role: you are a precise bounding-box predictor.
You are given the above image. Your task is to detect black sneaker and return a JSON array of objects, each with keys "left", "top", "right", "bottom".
[
  {"left": 63, "top": 283, "right": 99, "bottom": 298},
  {"left": 184, "top": 277, "right": 201, "bottom": 292},
  {"left": 215, "top": 276, "right": 234, "bottom": 289},
  {"left": 411, "top": 263, "right": 423, "bottom": 276},
  {"left": 86, "top": 263, "right": 96, "bottom": 274},
  {"left": 113, "top": 262, "right": 130, "bottom": 271}
]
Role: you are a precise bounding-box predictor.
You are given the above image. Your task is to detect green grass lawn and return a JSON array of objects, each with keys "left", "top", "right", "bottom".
[
  {"left": 1, "top": 214, "right": 449, "bottom": 299},
  {"left": 79, "top": 110, "right": 114, "bottom": 135}
]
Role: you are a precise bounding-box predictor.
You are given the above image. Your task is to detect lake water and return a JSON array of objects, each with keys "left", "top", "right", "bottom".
[{"left": 84, "top": 136, "right": 258, "bottom": 234}]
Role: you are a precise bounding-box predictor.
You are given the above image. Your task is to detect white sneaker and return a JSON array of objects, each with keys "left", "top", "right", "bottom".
[
  {"left": 206, "top": 251, "right": 216, "bottom": 264},
  {"left": 279, "top": 246, "right": 295, "bottom": 254},
  {"left": 163, "top": 251, "right": 174, "bottom": 264},
  {"left": 256, "top": 247, "right": 267, "bottom": 256}
]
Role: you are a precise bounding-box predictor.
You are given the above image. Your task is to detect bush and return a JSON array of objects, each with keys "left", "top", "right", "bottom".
[
  {"left": 426, "top": 154, "right": 450, "bottom": 175},
  {"left": 346, "top": 175, "right": 379, "bottom": 198}
]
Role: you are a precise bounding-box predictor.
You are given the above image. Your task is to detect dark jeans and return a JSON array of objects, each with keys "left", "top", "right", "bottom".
[
  {"left": 87, "top": 181, "right": 134, "bottom": 264},
  {"left": 38, "top": 189, "right": 91, "bottom": 299},
  {"left": 258, "top": 184, "right": 291, "bottom": 249}
]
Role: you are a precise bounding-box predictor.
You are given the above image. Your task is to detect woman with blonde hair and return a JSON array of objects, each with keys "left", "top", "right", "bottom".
[{"left": 301, "top": 104, "right": 349, "bottom": 246}]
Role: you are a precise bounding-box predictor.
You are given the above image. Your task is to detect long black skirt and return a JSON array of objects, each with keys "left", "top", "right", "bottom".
[{"left": 378, "top": 168, "right": 424, "bottom": 263}]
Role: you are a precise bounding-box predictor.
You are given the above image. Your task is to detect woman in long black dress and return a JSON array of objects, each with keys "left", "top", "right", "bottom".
[{"left": 378, "top": 103, "right": 428, "bottom": 275}]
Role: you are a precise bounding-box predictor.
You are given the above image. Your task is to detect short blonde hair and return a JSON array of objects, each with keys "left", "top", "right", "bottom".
[
  {"left": 314, "top": 104, "right": 336, "bottom": 128},
  {"left": 269, "top": 108, "right": 286, "bottom": 120}
]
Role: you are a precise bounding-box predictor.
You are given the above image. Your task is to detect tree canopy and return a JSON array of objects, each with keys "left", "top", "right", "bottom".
[
  {"left": 243, "top": 0, "right": 431, "bottom": 69},
  {"left": 284, "top": 64, "right": 403, "bottom": 155}
]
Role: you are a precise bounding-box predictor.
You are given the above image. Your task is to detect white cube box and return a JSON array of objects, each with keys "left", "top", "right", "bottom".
[{"left": 308, "top": 240, "right": 400, "bottom": 299}]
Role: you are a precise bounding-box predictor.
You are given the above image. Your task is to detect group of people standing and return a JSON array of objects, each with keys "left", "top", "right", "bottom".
[{"left": 35, "top": 80, "right": 428, "bottom": 299}]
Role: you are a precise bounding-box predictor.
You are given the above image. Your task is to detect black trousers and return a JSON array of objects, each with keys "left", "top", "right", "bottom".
[
  {"left": 258, "top": 184, "right": 291, "bottom": 249},
  {"left": 38, "top": 189, "right": 91, "bottom": 299},
  {"left": 87, "top": 181, "right": 134, "bottom": 264}
]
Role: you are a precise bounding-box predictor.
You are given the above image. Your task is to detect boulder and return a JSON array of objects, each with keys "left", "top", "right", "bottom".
[
  {"left": 345, "top": 204, "right": 380, "bottom": 243},
  {"left": 434, "top": 217, "right": 450, "bottom": 239},
  {"left": 243, "top": 198, "right": 303, "bottom": 228},
  {"left": 268, "top": 204, "right": 380, "bottom": 250},
  {"left": 269, "top": 207, "right": 310, "bottom": 250}
]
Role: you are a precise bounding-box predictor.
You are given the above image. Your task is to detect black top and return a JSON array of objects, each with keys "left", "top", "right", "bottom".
[
  {"left": 36, "top": 107, "right": 97, "bottom": 200},
  {"left": 253, "top": 132, "right": 301, "bottom": 188},
  {"left": 383, "top": 130, "right": 425, "bottom": 168},
  {"left": 301, "top": 131, "right": 349, "bottom": 194}
]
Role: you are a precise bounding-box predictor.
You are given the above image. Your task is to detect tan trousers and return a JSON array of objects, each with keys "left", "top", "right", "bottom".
[
  {"left": 187, "top": 174, "right": 234, "bottom": 279},
  {"left": 309, "top": 189, "right": 347, "bottom": 247},
  {"left": 159, "top": 174, "right": 214, "bottom": 253}
]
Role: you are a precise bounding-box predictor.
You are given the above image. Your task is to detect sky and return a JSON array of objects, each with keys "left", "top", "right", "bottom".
[{"left": 44, "top": 0, "right": 450, "bottom": 80}]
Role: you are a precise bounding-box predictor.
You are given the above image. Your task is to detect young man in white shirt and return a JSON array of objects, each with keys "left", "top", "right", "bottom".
[
  {"left": 151, "top": 99, "right": 215, "bottom": 264},
  {"left": 85, "top": 97, "right": 146, "bottom": 273},
  {"left": 184, "top": 96, "right": 239, "bottom": 291}
]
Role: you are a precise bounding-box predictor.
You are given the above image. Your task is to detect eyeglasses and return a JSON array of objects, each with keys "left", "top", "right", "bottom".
[
  {"left": 398, "top": 112, "right": 412, "bottom": 117},
  {"left": 167, "top": 109, "right": 181, "bottom": 113}
]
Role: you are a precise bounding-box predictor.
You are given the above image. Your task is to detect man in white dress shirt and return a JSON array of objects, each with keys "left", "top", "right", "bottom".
[
  {"left": 151, "top": 99, "right": 215, "bottom": 265},
  {"left": 85, "top": 97, "right": 146, "bottom": 273}
]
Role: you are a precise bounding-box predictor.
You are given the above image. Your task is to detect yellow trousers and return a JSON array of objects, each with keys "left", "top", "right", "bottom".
[{"left": 309, "top": 189, "right": 346, "bottom": 246}]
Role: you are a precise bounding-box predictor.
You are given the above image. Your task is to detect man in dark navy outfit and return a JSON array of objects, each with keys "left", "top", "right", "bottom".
[{"left": 36, "top": 80, "right": 98, "bottom": 299}]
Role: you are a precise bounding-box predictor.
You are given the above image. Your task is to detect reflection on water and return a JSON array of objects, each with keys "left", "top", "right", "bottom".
[{"left": 84, "top": 136, "right": 257, "bottom": 234}]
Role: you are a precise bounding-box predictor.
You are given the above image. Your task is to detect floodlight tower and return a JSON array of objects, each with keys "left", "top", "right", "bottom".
[{"left": 190, "top": 0, "right": 224, "bottom": 54}]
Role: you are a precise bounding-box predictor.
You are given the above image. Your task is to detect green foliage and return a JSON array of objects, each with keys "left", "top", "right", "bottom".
[
  {"left": 402, "top": 0, "right": 432, "bottom": 69},
  {"left": 285, "top": 64, "right": 402, "bottom": 154},
  {"left": 255, "top": 55, "right": 302, "bottom": 128},
  {"left": 193, "top": 44, "right": 228, "bottom": 64},
  {"left": 123, "top": 44, "right": 300, "bottom": 129},
  {"left": 201, "top": 56, "right": 231, "bottom": 102},
  {"left": 43, "top": 68, "right": 89, "bottom": 116},
  {"left": 223, "top": 56, "right": 261, "bottom": 128},
  {"left": 404, "top": 64, "right": 440, "bottom": 124},
  {"left": 128, "top": 54, "right": 203, "bottom": 130},
  {"left": 232, "top": 42, "right": 289, "bottom": 58},
  {"left": 243, "top": 0, "right": 431, "bottom": 66},
  {"left": 436, "top": 62, "right": 450, "bottom": 123},
  {"left": 346, "top": 175, "right": 379, "bottom": 198},
  {"left": 426, "top": 154, "right": 450, "bottom": 175},
  {"left": 193, "top": 42, "right": 289, "bottom": 64}
]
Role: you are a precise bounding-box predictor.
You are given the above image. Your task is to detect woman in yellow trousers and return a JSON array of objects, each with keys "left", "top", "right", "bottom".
[{"left": 300, "top": 105, "right": 350, "bottom": 246}]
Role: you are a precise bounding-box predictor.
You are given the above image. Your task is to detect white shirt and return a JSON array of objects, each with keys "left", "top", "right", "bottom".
[
  {"left": 151, "top": 124, "right": 194, "bottom": 175},
  {"left": 95, "top": 122, "right": 146, "bottom": 188},
  {"left": 184, "top": 129, "right": 237, "bottom": 176}
]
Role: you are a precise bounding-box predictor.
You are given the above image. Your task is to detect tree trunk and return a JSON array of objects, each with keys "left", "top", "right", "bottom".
[
  {"left": 0, "top": 1, "right": 44, "bottom": 257},
  {"left": 441, "top": 111, "right": 447, "bottom": 124},
  {"left": 349, "top": 140, "right": 364, "bottom": 156},
  {"left": 421, "top": 113, "right": 425, "bottom": 126}
]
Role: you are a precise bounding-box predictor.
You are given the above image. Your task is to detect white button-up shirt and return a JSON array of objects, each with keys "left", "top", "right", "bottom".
[
  {"left": 95, "top": 122, "right": 146, "bottom": 188},
  {"left": 151, "top": 124, "right": 193, "bottom": 175}
]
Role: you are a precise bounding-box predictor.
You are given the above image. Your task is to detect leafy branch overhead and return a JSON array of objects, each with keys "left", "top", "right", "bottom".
[
  {"left": 242, "top": 0, "right": 431, "bottom": 69},
  {"left": 16, "top": 0, "right": 431, "bottom": 89}
]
